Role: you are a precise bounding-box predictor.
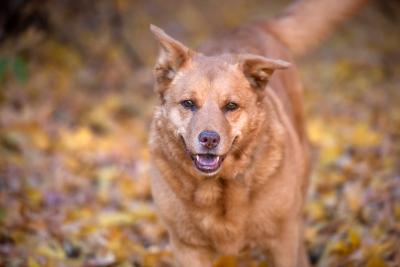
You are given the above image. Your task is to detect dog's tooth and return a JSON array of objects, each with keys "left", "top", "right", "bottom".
[{"left": 196, "top": 155, "right": 200, "bottom": 162}]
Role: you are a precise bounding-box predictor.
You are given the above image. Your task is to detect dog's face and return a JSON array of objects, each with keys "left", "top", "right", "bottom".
[{"left": 151, "top": 25, "right": 289, "bottom": 176}]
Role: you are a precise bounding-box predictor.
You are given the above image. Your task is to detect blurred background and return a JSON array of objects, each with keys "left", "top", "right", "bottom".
[{"left": 0, "top": 0, "right": 399, "bottom": 266}]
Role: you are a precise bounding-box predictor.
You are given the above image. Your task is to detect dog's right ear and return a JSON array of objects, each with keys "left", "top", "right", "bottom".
[
  {"left": 150, "top": 25, "right": 193, "bottom": 89},
  {"left": 238, "top": 54, "right": 290, "bottom": 90}
]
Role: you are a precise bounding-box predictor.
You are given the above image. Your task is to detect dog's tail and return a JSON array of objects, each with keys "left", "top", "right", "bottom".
[{"left": 264, "top": 0, "right": 367, "bottom": 56}]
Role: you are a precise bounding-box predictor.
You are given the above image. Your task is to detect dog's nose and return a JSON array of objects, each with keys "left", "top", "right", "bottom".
[{"left": 198, "top": 130, "right": 220, "bottom": 149}]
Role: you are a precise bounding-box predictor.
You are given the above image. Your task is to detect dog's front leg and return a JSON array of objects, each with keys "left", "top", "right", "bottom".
[
  {"left": 267, "top": 221, "right": 309, "bottom": 267},
  {"left": 170, "top": 237, "right": 214, "bottom": 267}
]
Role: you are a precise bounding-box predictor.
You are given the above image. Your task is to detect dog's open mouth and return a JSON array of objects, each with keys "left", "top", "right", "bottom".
[{"left": 192, "top": 154, "right": 223, "bottom": 173}]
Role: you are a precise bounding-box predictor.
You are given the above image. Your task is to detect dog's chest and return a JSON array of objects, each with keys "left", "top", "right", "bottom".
[
  {"left": 192, "top": 208, "right": 246, "bottom": 254},
  {"left": 189, "top": 181, "right": 252, "bottom": 254},
  {"left": 190, "top": 180, "right": 285, "bottom": 254}
]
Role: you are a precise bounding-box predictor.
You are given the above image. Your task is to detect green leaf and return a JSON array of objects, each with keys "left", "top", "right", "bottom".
[
  {"left": 0, "top": 208, "right": 6, "bottom": 222},
  {"left": 13, "top": 56, "right": 28, "bottom": 83},
  {"left": 0, "top": 57, "right": 8, "bottom": 83}
]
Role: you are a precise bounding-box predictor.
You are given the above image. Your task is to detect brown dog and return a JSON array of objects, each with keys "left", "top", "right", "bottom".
[{"left": 149, "top": 1, "right": 366, "bottom": 266}]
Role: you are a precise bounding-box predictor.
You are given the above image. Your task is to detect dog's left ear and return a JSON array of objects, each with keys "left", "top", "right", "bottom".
[
  {"left": 238, "top": 54, "right": 290, "bottom": 90},
  {"left": 150, "top": 25, "right": 193, "bottom": 87}
]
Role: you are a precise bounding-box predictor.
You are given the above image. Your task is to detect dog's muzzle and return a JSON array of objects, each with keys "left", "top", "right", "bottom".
[{"left": 192, "top": 154, "right": 224, "bottom": 173}]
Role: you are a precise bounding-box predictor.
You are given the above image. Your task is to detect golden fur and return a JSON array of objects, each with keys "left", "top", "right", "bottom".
[{"left": 148, "top": 1, "right": 366, "bottom": 266}]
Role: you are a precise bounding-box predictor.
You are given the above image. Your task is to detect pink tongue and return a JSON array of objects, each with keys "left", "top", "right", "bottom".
[{"left": 196, "top": 155, "right": 219, "bottom": 166}]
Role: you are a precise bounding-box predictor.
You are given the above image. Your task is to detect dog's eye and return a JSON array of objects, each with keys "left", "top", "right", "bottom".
[
  {"left": 180, "top": 100, "right": 197, "bottom": 111},
  {"left": 224, "top": 102, "right": 239, "bottom": 112}
]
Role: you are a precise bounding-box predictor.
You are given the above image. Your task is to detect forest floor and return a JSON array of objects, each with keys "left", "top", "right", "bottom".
[{"left": 0, "top": 1, "right": 399, "bottom": 266}]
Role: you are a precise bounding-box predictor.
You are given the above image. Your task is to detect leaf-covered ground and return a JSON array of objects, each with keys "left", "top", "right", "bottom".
[{"left": 0, "top": 1, "right": 399, "bottom": 266}]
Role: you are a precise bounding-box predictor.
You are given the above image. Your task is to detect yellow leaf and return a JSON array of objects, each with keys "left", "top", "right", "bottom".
[
  {"left": 28, "top": 257, "right": 41, "bottom": 267},
  {"left": 306, "top": 202, "right": 326, "bottom": 221},
  {"left": 305, "top": 227, "right": 318, "bottom": 243},
  {"left": 350, "top": 123, "right": 381, "bottom": 147},
  {"left": 26, "top": 187, "right": 43, "bottom": 206},
  {"left": 79, "top": 224, "right": 98, "bottom": 236},
  {"left": 394, "top": 203, "right": 400, "bottom": 221},
  {"left": 329, "top": 240, "right": 349, "bottom": 255},
  {"left": 36, "top": 244, "right": 65, "bottom": 260},
  {"left": 61, "top": 127, "right": 93, "bottom": 151},
  {"left": 118, "top": 177, "right": 137, "bottom": 199},
  {"left": 214, "top": 255, "right": 237, "bottom": 267},
  {"left": 307, "top": 118, "right": 342, "bottom": 164},
  {"left": 96, "top": 204, "right": 155, "bottom": 227},
  {"left": 142, "top": 250, "right": 171, "bottom": 267},
  {"left": 347, "top": 228, "right": 361, "bottom": 250},
  {"left": 66, "top": 207, "right": 93, "bottom": 221},
  {"left": 130, "top": 203, "right": 157, "bottom": 221},
  {"left": 366, "top": 256, "right": 388, "bottom": 267},
  {"left": 307, "top": 118, "right": 335, "bottom": 147},
  {"left": 31, "top": 128, "right": 50, "bottom": 150},
  {"left": 96, "top": 206, "right": 155, "bottom": 228},
  {"left": 97, "top": 211, "right": 134, "bottom": 227},
  {"left": 97, "top": 166, "right": 119, "bottom": 181}
]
